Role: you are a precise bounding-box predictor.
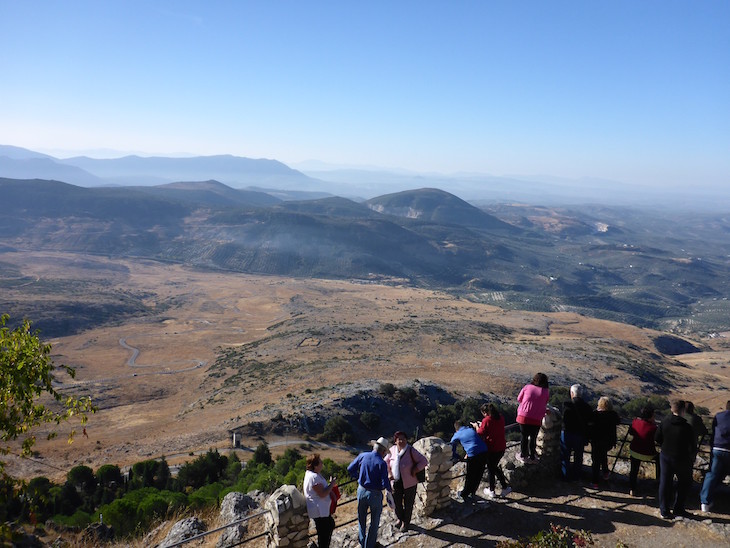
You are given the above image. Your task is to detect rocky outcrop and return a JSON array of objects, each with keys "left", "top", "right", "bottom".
[
  {"left": 215, "top": 492, "right": 259, "bottom": 548},
  {"left": 157, "top": 517, "right": 206, "bottom": 548}
]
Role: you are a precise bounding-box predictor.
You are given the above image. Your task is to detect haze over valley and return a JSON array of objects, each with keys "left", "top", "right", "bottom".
[{"left": 2, "top": 145, "right": 730, "bottom": 481}]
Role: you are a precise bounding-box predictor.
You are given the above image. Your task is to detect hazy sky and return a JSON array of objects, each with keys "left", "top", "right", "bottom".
[{"left": 1, "top": 1, "right": 728, "bottom": 188}]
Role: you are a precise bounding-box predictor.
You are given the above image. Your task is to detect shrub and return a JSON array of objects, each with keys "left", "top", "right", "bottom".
[
  {"left": 321, "top": 416, "right": 355, "bottom": 444},
  {"left": 379, "top": 383, "right": 396, "bottom": 397},
  {"left": 423, "top": 398, "right": 481, "bottom": 439},
  {"left": 621, "top": 395, "right": 670, "bottom": 419},
  {"left": 51, "top": 509, "right": 92, "bottom": 529},
  {"left": 496, "top": 522, "right": 594, "bottom": 547},
  {"left": 188, "top": 482, "right": 224, "bottom": 510},
  {"left": 359, "top": 411, "right": 380, "bottom": 431}
]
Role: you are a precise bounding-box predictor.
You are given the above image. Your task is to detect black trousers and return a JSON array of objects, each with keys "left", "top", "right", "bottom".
[
  {"left": 520, "top": 423, "right": 540, "bottom": 459},
  {"left": 629, "top": 455, "right": 659, "bottom": 490},
  {"left": 591, "top": 443, "right": 610, "bottom": 483},
  {"left": 486, "top": 450, "right": 508, "bottom": 490},
  {"left": 392, "top": 478, "right": 417, "bottom": 526},
  {"left": 464, "top": 451, "right": 488, "bottom": 496},
  {"left": 313, "top": 515, "right": 335, "bottom": 548},
  {"left": 658, "top": 453, "right": 692, "bottom": 515}
]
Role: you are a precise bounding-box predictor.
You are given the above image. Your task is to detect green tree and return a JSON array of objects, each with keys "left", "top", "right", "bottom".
[
  {"left": 251, "top": 441, "right": 272, "bottom": 466},
  {"left": 67, "top": 465, "right": 97, "bottom": 495},
  {"left": 176, "top": 450, "right": 228, "bottom": 490},
  {"left": 0, "top": 315, "right": 94, "bottom": 458},
  {"left": 0, "top": 314, "right": 94, "bottom": 532},
  {"left": 128, "top": 459, "right": 170, "bottom": 491},
  {"left": 96, "top": 464, "right": 123, "bottom": 489}
]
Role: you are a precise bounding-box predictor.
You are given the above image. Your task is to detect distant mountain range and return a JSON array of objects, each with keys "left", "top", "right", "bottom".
[
  {"left": 2, "top": 144, "right": 727, "bottom": 208},
  {"left": 0, "top": 145, "right": 321, "bottom": 191},
  {"left": 2, "top": 174, "right": 729, "bottom": 334}
]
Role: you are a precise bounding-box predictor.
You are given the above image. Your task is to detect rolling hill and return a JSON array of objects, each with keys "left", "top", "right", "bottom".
[{"left": 1, "top": 177, "right": 729, "bottom": 336}]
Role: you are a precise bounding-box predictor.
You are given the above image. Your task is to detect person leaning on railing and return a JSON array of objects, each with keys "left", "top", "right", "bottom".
[{"left": 628, "top": 405, "right": 659, "bottom": 497}]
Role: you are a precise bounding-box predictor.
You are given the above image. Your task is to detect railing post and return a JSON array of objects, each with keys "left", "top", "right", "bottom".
[
  {"left": 264, "top": 485, "right": 309, "bottom": 547},
  {"left": 412, "top": 436, "right": 453, "bottom": 517}
]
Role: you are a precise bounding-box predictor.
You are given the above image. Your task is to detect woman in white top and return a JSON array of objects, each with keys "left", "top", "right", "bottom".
[{"left": 303, "top": 453, "right": 336, "bottom": 548}]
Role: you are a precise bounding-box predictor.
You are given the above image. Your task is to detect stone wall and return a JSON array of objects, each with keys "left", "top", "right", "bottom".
[
  {"left": 261, "top": 418, "right": 565, "bottom": 547},
  {"left": 413, "top": 436, "right": 454, "bottom": 515},
  {"left": 264, "top": 485, "right": 309, "bottom": 547}
]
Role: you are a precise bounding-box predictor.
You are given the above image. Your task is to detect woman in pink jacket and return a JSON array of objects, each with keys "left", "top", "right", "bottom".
[
  {"left": 384, "top": 431, "right": 428, "bottom": 532},
  {"left": 516, "top": 372, "right": 550, "bottom": 463}
]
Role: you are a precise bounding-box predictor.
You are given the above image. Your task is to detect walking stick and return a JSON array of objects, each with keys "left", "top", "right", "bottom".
[{"left": 610, "top": 425, "right": 631, "bottom": 474}]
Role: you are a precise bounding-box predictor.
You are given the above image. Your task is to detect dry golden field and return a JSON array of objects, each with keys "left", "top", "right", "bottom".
[{"left": 3, "top": 250, "right": 730, "bottom": 482}]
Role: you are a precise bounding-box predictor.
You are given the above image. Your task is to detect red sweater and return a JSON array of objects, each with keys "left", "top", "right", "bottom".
[
  {"left": 477, "top": 414, "right": 507, "bottom": 452},
  {"left": 629, "top": 417, "right": 658, "bottom": 457}
]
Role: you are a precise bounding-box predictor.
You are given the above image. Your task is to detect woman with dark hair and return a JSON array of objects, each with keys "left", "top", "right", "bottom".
[
  {"left": 303, "top": 453, "right": 336, "bottom": 548},
  {"left": 628, "top": 406, "right": 659, "bottom": 496},
  {"left": 516, "top": 372, "right": 550, "bottom": 463},
  {"left": 384, "top": 431, "right": 428, "bottom": 532},
  {"left": 473, "top": 403, "right": 512, "bottom": 498}
]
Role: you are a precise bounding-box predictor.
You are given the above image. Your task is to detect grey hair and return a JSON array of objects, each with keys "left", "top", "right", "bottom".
[{"left": 570, "top": 384, "right": 582, "bottom": 397}]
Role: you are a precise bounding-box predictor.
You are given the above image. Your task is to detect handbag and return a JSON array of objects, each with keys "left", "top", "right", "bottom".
[{"left": 409, "top": 446, "right": 426, "bottom": 483}]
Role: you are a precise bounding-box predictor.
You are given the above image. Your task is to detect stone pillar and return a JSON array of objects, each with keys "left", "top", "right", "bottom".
[
  {"left": 264, "top": 485, "right": 309, "bottom": 547},
  {"left": 537, "top": 405, "right": 562, "bottom": 468},
  {"left": 504, "top": 406, "right": 563, "bottom": 488},
  {"left": 412, "top": 436, "right": 453, "bottom": 516}
]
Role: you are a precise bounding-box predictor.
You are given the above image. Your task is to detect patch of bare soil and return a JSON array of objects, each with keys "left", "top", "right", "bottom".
[{"left": 389, "top": 479, "right": 730, "bottom": 547}]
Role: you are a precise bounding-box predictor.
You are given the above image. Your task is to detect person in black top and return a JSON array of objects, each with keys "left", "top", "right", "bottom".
[
  {"left": 560, "top": 384, "right": 593, "bottom": 481},
  {"left": 685, "top": 401, "right": 708, "bottom": 467},
  {"left": 655, "top": 399, "right": 696, "bottom": 519},
  {"left": 590, "top": 396, "right": 621, "bottom": 487}
]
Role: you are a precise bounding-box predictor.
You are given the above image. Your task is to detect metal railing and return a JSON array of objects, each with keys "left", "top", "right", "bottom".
[{"left": 140, "top": 419, "right": 714, "bottom": 547}]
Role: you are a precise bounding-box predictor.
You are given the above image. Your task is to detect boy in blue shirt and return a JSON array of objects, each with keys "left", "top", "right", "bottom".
[{"left": 450, "top": 420, "right": 489, "bottom": 500}]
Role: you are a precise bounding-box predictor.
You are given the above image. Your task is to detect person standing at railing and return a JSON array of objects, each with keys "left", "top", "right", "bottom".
[
  {"left": 450, "top": 419, "right": 488, "bottom": 502},
  {"left": 516, "top": 373, "right": 550, "bottom": 464},
  {"left": 304, "top": 453, "right": 336, "bottom": 548},
  {"left": 700, "top": 400, "right": 730, "bottom": 513},
  {"left": 628, "top": 405, "right": 659, "bottom": 497},
  {"left": 384, "top": 431, "right": 428, "bottom": 532},
  {"left": 589, "top": 396, "right": 620, "bottom": 488},
  {"left": 473, "top": 402, "right": 512, "bottom": 498},
  {"left": 348, "top": 437, "right": 392, "bottom": 548},
  {"left": 560, "top": 383, "right": 593, "bottom": 481},
  {"left": 655, "top": 399, "right": 696, "bottom": 519},
  {"left": 686, "top": 401, "right": 708, "bottom": 467}
]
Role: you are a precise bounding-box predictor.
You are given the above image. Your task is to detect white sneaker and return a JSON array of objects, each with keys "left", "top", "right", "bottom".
[
  {"left": 483, "top": 487, "right": 496, "bottom": 498},
  {"left": 500, "top": 486, "right": 512, "bottom": 497},
  {"left": 701, "top": 503, "right": 712, "bottom": 513}
]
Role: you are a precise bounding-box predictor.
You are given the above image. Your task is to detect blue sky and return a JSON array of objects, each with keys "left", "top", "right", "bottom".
[{"left": 1, "top": 1, "right": 728, "bottom": 189}]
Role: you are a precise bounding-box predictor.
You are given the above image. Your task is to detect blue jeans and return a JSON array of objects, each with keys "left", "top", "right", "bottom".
[
  {"left": 357, "top": 485, "right": 383, "bottom": 548},
  {"left": 701, "top": 449, "right": 730, "bottom": 505},
  {"left": 561, "top": 431, "right": 585, "bottom": 480}
]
